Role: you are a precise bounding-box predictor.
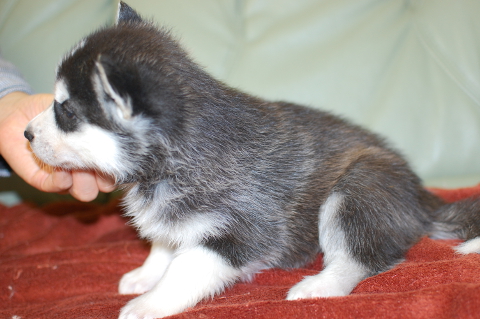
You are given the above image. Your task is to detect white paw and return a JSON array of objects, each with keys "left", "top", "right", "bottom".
[
  {"left": 119, "top": 266, "right": 164, "bottom": 295},
  {"left": 286, "top": 273, "right": 352, "bottom": 300},
  {"left": 118, "top": 290, "right": 186, "bottom": 319},
  {"left": 455, "top": 237, "right": 480, "bottom": 254},
  {"left": 119, "top": 242, "right": 174, "bottom": 295}
]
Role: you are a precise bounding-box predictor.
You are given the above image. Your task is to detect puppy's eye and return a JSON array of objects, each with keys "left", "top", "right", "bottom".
[
  {"left": 64, "top": 106, "right": 75, "bottom": 119},
  {"left": 59, "top": 101, "right": 76, "bottom": 119},
  {"left": 54, "top": 100, "right": 78, "bottom": 132}
]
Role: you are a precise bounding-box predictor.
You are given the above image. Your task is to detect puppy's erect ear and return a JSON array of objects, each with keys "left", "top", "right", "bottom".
[
  {"left": 93, "top": 55, "right": 133, "bottom": 120},
  {"left": 117, "top": 2, "right": 143, "bottom": 24}
]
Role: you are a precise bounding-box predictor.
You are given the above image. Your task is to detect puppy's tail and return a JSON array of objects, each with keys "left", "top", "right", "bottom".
[{"left": 431, "top": 197, "right": 480, "bottom": 254}]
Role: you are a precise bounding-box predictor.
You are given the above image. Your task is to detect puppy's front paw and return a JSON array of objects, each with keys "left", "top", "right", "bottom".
[
  {"left": 119, "top": 266, "right": 163, "bottom": 295},
  {"left": 118, "top": 291, "right": 184, "bottom": 319}
]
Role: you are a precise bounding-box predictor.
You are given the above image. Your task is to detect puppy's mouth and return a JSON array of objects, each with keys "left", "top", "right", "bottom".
[{"left": 26, "top": 138, "right": 79, "bottom": 170}]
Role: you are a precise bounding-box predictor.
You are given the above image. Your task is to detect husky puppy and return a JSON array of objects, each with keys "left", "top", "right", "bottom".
[{"left": 24, "top": 2, "right": 480, "bottom": 318}]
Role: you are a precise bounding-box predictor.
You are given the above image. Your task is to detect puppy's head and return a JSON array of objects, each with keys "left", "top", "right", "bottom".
[
  {"left": 25, "top": 2, "right": 195, "bottom": 183},
  {"left": 24, "top": 71, "right": 130, "bottom": 177}
]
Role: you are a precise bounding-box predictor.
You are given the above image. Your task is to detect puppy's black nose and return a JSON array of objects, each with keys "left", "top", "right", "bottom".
[{"left": 24, "top": 130, "right": 34, "bottom": 142}]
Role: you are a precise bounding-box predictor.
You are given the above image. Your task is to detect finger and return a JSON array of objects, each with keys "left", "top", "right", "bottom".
[
  {"left": 26, "top": 168, "right": 67, "bottom": 193},
  {"left": 69, "top": 170, "right": 100, "bottom": 202},
  {"left": 51, "top": 169, "right": 74, "bottom": 191},
  {"left": 96, "top": 173, "right": 116, "bottom": 193}
]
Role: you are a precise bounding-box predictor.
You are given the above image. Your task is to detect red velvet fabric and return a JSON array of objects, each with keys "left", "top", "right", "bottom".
[{"left": 1, "top": 186, "right": 480, "bottom": 318}]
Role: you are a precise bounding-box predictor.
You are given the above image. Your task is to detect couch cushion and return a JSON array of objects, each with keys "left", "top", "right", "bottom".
[{"left": 1, "top": 0, "right": 479, "bottom": 187}]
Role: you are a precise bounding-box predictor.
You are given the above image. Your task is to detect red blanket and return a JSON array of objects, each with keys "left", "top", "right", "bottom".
[{"left": 2, "top": 185, "right": 480, "bottom": 319}]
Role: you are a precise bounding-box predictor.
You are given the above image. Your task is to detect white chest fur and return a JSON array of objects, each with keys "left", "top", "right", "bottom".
[{"left": 122, "top": 181, "right": 230, "bottom": 248}]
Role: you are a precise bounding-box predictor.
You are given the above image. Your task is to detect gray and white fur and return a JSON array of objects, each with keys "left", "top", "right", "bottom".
[{"left": 24, "top": 2, "right": 480, "bottom": 319}]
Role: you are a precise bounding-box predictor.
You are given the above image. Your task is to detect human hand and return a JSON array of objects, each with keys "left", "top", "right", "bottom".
[{"left": 0, "top": 92, "right": 115, "bottom": 201}]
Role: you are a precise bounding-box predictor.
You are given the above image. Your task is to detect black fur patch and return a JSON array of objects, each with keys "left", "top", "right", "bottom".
[{"left": 53, "top": 100, "right": 79, "bottom": 132}]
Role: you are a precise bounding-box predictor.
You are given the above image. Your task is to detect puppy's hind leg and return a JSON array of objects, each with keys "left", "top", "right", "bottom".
[
  {"left": 119, "top": 241, "right": 174, "bottom": 295},
  {"left": 288, "top": 149, "right": 428, "bottom": 300},
  {"left": 287, "top": 193, "right": 369, "bottom": 299}
]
